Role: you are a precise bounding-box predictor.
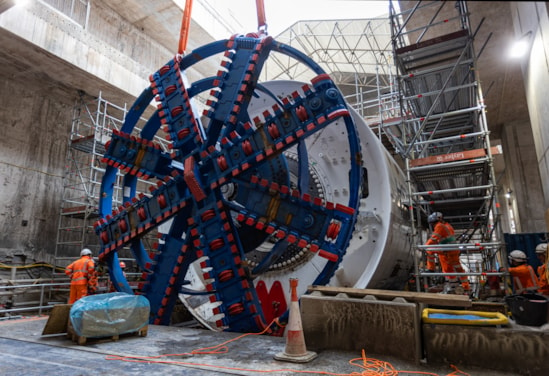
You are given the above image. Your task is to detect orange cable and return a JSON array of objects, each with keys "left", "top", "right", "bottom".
[
  {"left": 273, "top": 316, "right": 287, "bottom": 327},
  {"left": 105, "top": 323, "right": 470, "bottom": 376},
  {"left": 447, "top": 365, "right": 470, "bottom": 376}
]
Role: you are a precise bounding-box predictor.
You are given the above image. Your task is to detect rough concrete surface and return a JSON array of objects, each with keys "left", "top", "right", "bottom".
[
  {"left": 0, "top": 77, "right": 73, "bottom": 256},
  {"left": 301, "top": 293, "right": 420, "bottom": 362},
  {"left": 0, "top": 316, "right": 520, "bottom": 376},
  {"left": 423, "top": 322, "right": 549, "bottom": 376}
]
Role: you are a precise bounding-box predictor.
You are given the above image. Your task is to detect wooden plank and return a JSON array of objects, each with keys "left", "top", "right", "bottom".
[
  {"left": 409, "top": 146, "right": 502, "bottom": 168},
  {"left": 70, "top": 134, "right": 95, "bottom": 144},
  {"left": 41, "top": 304, "right": 71, "bottom": 335},
  {"left": 307, "top": 285, "right": 471, "bottom": 307},
  {"left": 62, "top": 205, "right": 88, "bottom": 214}
]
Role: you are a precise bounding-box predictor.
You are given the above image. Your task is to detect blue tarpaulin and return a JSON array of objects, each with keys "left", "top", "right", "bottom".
[{"left": 70, "top": 292, "right": 150, "bottom": 338}]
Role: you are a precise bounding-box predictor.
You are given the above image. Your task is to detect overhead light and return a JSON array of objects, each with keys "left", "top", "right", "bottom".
[
  {"left": 509, "top": 31, "right": 532, "bottom": 59},
  {"left": 505, "top": 189, "right": 512, "bottom": 199}
]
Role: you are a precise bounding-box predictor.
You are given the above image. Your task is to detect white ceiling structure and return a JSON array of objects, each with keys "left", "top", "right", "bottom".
[{"left": 264, "top": 18, "right": 394, "bottom": 88}]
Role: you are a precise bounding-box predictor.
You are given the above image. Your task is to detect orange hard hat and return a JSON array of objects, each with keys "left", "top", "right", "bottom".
[{"left": 119, "top": 261, "right": 126, "bottom": 268}]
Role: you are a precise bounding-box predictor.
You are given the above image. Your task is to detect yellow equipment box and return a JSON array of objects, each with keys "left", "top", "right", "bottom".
[{"left": 422, "top": 308, "right": 508, "bottom": 326}]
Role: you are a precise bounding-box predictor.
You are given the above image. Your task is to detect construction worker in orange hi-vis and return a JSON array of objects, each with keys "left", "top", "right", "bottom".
[
  {"left": 425, "top": 212, "right": 470, "bottom": 294},
  {"left": 535, "top": 243, "right": 549, "bottom": 296},
  {"left": 65, "top": 248, "right": 98, "bottom": 304},
  {"left": 500, "top": 250, "right": 540, "bottom": 294}
]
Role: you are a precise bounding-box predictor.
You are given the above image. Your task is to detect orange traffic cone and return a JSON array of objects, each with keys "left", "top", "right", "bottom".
[{"left": 274, "top": 278, "right": 317, "bottom": 363}]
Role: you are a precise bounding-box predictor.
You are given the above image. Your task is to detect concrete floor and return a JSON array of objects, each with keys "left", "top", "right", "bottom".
[{"left": 0, "top": 315, "right": 519, "bottom": 376}]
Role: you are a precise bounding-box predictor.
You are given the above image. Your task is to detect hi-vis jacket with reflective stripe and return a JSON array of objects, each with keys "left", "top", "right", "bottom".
[
  {"left": 65, "top": 255, "right": 97, "bottom": 290},
  {"left": 426, "top": 221, "right": 457, "bottom": 271},
  {"left": 427, "top": 221, "right": 455, "bottom": 246}
]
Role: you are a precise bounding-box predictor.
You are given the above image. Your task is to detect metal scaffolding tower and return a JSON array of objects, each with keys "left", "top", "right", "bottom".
[
  {"left": 53, "top": 92, "right": 161, "bottom": 285},
  {"left": 388, "top": 1, "right": 505, "bottom": 297},
  {"left": 54, "top": 92, "right": 124, "bottom": 269}
]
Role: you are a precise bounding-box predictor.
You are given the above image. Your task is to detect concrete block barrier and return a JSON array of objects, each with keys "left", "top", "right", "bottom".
[{"left": 300, "top": 293, "right": 420, "bottom": 362}]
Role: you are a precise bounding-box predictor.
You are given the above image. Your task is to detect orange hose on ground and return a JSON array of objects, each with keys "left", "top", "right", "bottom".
[{"left": 178, "top": 0, "right": 193, "bottom": 54}]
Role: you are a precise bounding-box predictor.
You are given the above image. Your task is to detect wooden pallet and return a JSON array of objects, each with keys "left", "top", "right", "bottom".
[
  {"left": 66, "top": 318, "right": 148, "bottom": 345},
  {"left": 307, "top": 285, "right": 472, "bottom": 307}
]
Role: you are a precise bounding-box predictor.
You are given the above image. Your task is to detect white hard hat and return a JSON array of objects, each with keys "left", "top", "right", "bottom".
[
  {"left": 80, "top": 248, "right": 92, "bottom": 256},
  {"left": 428, "top": 212, "right": 443, "bottom": 223},
  {"left": 535, "top": 243, "right": 548, "bottom": 254},
  {"left": 508, "top": 250, "right": 527, "bottom": 262}
]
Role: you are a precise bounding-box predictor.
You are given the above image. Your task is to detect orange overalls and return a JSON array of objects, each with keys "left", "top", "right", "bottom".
[
  {"left": 508, "top": 263, "right": 539, "bottom": 294},
  {"left": 537, "top": 263, "right": 549, "bottom": 296},
  {"left": 65, "top": 255, "right": 98, "bottom": 304},
  {"left": 426, "top": 221, "right": 470, "bottom": 291}
]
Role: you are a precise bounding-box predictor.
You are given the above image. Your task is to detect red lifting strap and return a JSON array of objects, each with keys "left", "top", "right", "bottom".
[
  {"left": 178, "top": 0, "right": 193, "bottom": 54},
  {"left": 255, "top": 0, "right": 267, "bottom": 32}
]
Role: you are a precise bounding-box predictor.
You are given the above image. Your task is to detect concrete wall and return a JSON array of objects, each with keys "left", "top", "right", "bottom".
[
  {"left": 0, "top": 76, "right": 74, "bottom": 261},
  {"left": 508, "top": 2, "right": 549, "bottom": 232},
  {"left": 501, "top": 119, "right": 545, "bottom": 233}
]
